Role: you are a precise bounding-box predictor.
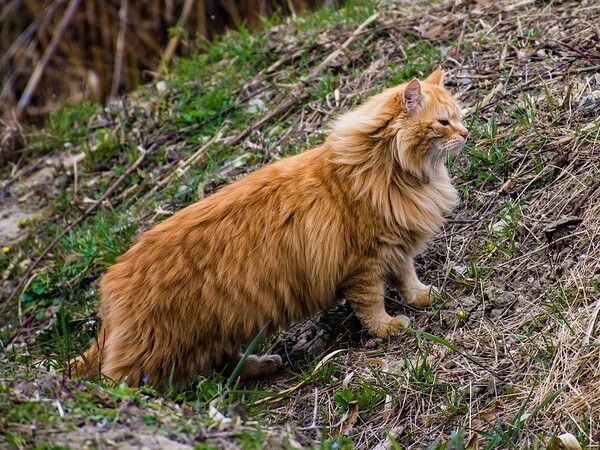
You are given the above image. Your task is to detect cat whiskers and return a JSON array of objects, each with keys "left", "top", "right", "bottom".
[
  {"left": 440, "top": 138, "right": 464, "bottom": 156},
  {"left": 426, "top": 139, "right": 464, "bottom": 169}
]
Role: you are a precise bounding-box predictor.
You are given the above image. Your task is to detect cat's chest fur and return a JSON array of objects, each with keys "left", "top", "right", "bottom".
[{"left": 369, "top": 170, "right": 459, "bottom": 275}]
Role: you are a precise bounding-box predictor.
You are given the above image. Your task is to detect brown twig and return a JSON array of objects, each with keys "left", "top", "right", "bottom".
[
  {"left": 571, "top": 179, "right": 600, "bottom": 216},
  {"left": 224, "top": 90, "right": 308, "bottom": 147},
  {"left": 15, "top": 0, "right": 81, "bottom": 118},
  {"left": 312, "top": 13, "right": 379, "bottom": 73},
  {"left": 0, "top": 2, "right": 61, "bottom": 108},
  {"left": 141, "top": 132, "right": 224, "bottom": 202},
  {"left": 0, "top": 0, "right": 24, "bottom": 22}
]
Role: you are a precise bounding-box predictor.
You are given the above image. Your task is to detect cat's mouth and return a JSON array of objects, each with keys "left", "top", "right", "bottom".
[
  {"left": 447, "top": 139, "right": 465, "bottom": 155},
  {"left": 434, "top": 138, "right": 465, "bottom": 158}
]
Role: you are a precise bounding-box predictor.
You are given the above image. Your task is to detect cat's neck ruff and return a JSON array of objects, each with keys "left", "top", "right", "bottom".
[
  {"left": 389, "top": 163, "right": 460, "bottom": 235},
  {"left": 328, "top": 140, "right": 458, "bottom": 236}
]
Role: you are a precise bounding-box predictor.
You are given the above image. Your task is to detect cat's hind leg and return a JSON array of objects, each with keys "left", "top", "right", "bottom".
[
  {"left": 343, "top": 270, "right": 410, "bottom": 338},
  {"left": 227, "top": 353, "right": 283, "bottom": 380}
]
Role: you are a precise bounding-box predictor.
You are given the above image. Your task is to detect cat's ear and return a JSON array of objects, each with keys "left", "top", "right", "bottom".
[
  {"left": 425, "top": 67, "right": 444, "bottom": 86},
  {"left": 403, "top": 78, "right": 423, "bottom": 112}
]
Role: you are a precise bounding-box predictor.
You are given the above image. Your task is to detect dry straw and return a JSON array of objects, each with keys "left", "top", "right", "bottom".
[{"left": 0, "top": 0, "right": 334, "bottom": 122}]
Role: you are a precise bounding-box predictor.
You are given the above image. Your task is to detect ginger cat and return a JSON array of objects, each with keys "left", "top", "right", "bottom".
[{"left": 71, "top": 68, "right": 468, "bottom": 390}]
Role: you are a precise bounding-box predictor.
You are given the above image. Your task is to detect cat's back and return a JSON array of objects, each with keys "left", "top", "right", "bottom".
[{"left": 101, "top": 144, "right": 351, "bottom": 305}]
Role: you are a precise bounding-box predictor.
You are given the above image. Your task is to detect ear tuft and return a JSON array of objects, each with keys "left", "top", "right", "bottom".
[
  {"left": 425, "top": 67, "right": 444, "bottom": 86},
  {"left": 403, "top": 78, "right": 422, "bottom": 112}
]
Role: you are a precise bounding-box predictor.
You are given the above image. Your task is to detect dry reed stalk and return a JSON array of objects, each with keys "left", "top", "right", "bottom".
[
  {"left": 0, "top": 0, "right": 333, "bottom": 122},
  {"left": 110, "top": 0, "right": 129, "bottom": 101}
]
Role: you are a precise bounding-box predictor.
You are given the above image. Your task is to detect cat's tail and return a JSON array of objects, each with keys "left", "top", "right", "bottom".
[{"left": 69, "top": 326, "right": 106, "bottom": 379}]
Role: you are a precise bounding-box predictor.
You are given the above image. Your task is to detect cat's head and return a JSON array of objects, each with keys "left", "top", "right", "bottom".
[
  {"left": 394, "top": 68, "right": 468, "bottom": 158},
  {"left": 331, "top": 68, "right": 468, "bottom": 179}
]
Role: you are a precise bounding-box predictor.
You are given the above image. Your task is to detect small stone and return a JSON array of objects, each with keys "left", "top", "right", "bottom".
[
  {"left": 246, "top": 98, "right": 265, "bottom": 114},
  {"left": 453, "top": 264, "right": 468, "bottom": 276},
  {"left": 577, "top": 91, "right": 600, "bottom": 117},
  {"left": 61, "top": 152, "right": 85, "bottom": 168},
  {"left": 156, "top": 80, "right": 167, "bottom": 93}
]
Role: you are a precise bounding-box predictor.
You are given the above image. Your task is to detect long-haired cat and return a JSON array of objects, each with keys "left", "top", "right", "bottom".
[{"left": 71, "top": 68, "right": 468, "bottom": 390}]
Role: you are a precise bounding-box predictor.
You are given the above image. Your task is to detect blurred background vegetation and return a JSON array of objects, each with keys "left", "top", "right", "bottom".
[{"left": 0, "top": 0, "right": 337, "bottom": 123}]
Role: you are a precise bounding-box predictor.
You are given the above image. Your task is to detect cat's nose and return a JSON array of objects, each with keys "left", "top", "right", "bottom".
[{"left": 457, "top": 127, "right": 469, "bottom": 139}]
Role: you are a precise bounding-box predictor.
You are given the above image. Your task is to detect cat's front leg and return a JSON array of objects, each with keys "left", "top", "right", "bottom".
[
  {"left": 343, "top": 271, "right": 410, "bottom": 338},
  {"left": 393, "top": 258, "right": 434, "bottom": 307}
]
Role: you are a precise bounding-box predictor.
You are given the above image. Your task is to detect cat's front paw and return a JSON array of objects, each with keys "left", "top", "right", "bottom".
[
  {"left": 404, "top": 284, "right": 437, "bottom": 307},
  {"left": 371, "top": 314, "right": 411, "bottom": 339}
]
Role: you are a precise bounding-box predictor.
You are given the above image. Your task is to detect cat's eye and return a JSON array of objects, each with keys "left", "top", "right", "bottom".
[{"left": 438, "top": 119, "right": 450, "bottom": 126}]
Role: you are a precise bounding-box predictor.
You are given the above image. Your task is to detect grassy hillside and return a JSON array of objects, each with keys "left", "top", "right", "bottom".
[{"left": 1, "top": 0, "right": 599, "bottom": 448}]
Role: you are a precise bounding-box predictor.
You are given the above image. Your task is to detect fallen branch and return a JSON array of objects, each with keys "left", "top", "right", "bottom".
[
  {"left": 141, "top": 132, "right": 224, "bottom": 202},
  {"left": 224, "top": 90, "right": 307, "bottom": 147},
  {"left": 571, "top": 179, "right": 600, "bottom": 216}
]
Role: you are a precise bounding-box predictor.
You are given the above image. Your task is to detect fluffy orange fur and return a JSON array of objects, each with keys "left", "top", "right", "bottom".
[{"left": 71, "top": 68, "right": 468, "bottom": 390}]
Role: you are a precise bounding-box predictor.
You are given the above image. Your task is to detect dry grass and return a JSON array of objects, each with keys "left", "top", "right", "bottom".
[{"left": 1, "top": 0, "right": 599, "bottom": 448}]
